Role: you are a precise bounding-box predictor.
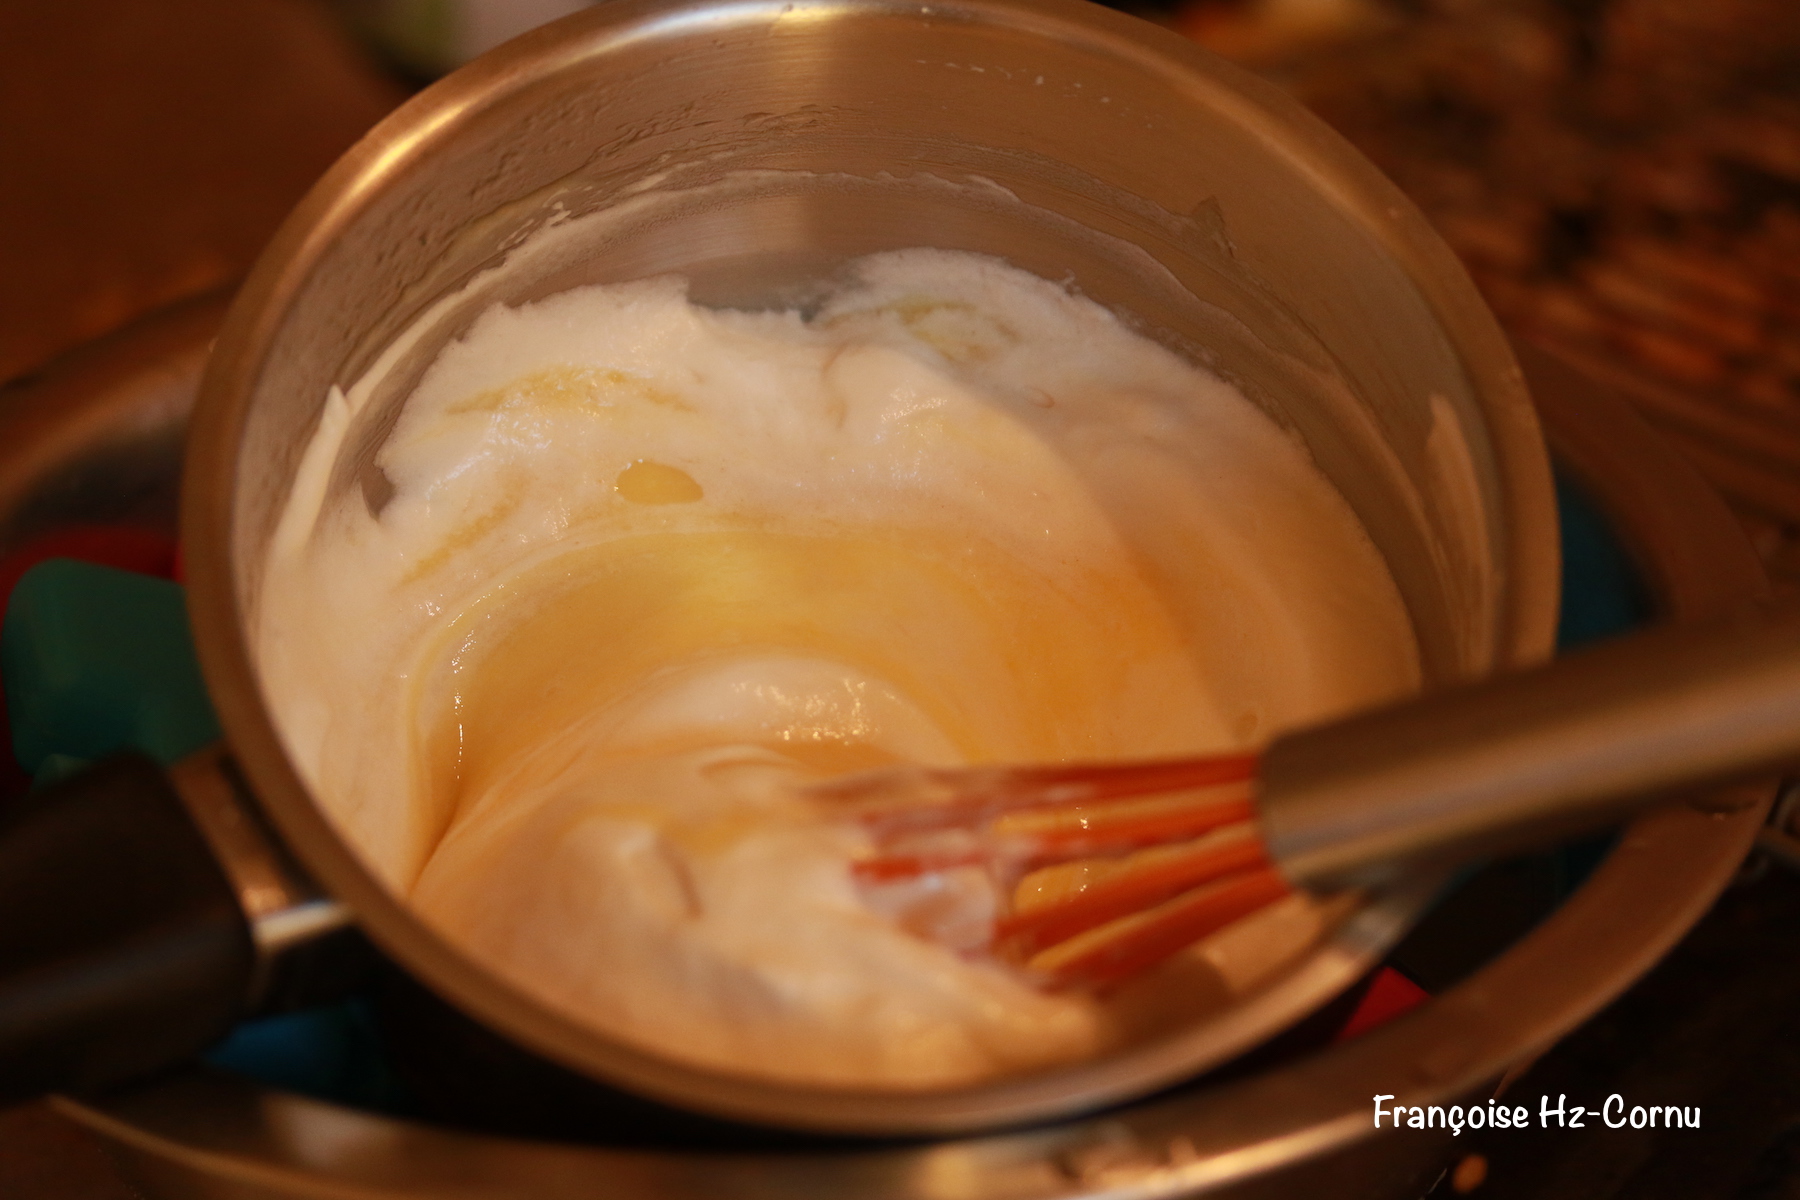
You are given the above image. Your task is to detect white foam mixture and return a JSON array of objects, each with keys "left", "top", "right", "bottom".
[{"left": 257, "top": 250, "right": 1421, "bottom": 1089}]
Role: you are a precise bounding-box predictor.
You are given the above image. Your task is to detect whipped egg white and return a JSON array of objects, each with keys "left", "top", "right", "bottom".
[{"left": 256, "top": 249, "right": 1421, "bottom": 1088}]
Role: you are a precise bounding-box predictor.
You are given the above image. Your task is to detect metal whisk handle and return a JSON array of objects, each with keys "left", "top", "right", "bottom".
[{"left": 1260, "top": 603, "right": 1800, "bottom": 889}]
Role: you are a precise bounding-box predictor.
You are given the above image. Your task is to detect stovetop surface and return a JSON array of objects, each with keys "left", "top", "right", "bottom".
[
  {"left": 10, "top": 841, "right": 1797, "bottom": 1200},
  {"left": 1432, "top": 852, "right": 1800, "bottom": 1200}
]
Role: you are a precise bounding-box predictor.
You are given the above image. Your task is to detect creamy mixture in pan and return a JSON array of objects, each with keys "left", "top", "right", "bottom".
[{"left": 257, "top": 250, "right": 1419, "bottom": 1088}]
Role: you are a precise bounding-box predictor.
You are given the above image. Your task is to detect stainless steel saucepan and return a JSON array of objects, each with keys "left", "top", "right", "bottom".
[{"left": 0, "top": 0, "right": 1662, "bottom": 1139}]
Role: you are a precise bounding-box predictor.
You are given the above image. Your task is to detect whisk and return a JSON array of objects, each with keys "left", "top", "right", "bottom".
[{"left": 812, "top": 603, "right": 1800, "bottom": 990}]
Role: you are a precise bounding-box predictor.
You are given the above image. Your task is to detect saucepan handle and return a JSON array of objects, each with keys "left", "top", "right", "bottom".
[{"left": 0, "top": 752, "right": 254, "bottom": 1106}]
